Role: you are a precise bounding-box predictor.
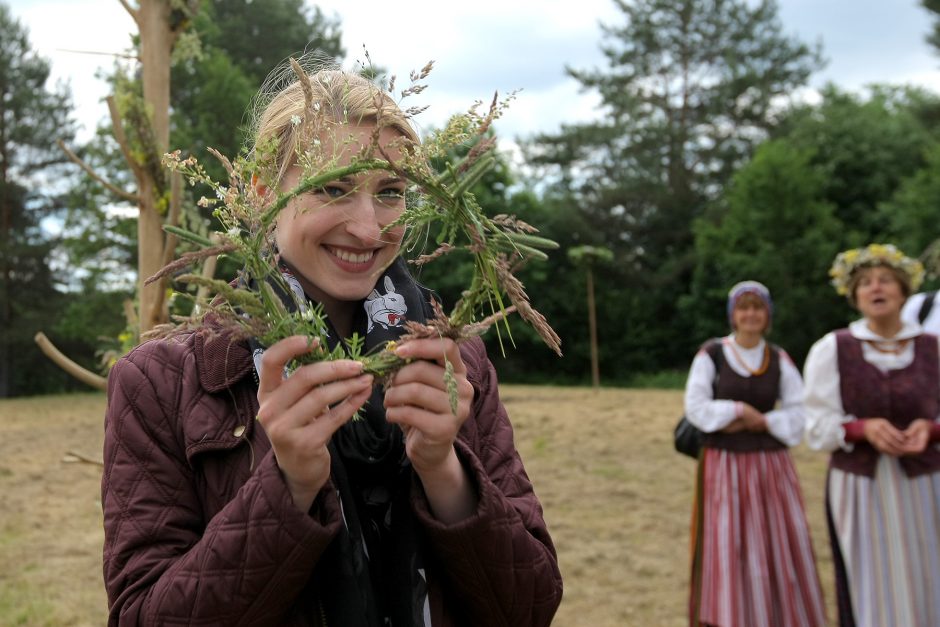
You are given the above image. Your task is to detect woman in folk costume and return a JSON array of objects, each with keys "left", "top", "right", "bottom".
[
  {"left": 684, "top": 281, "right": 827, "bottom": 627},
  {"left": 804, "top": 244, "right": 940, "bottom": 627}
]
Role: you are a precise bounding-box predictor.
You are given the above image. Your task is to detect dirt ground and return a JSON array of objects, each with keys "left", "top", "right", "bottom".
[{"left": 0, "top": 387, "right": 836, "bottom": 626}]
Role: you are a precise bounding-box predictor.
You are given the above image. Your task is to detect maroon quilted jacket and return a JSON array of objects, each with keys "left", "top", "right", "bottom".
[{"left": 102, "top": 330, "right": 562, "bottom": 626}]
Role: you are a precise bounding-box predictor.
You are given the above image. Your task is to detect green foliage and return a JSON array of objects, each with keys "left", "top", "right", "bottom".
[
  {"left": 687, "top": 139, "right": 843, "bottom": 365},
  {"left": 172, "top": 0, "right": 345, "bottom": 170},
  {"left": 923, "top": 0, "right": 940, "bottom": 54},
  {"left": 773, "top": 85, "right": 940, "bottom": 244},
  {"left": 568, "top": 245, "right": 614, "bottom": 266},
  {"left": 523, "top": 0, "right": 822, "bottom": 375},
  {"left": 0, "top": 3, "right": 93, "bottom": 397},
  {"left": 624, "top": 369, "right": 687, "bottom": 390},
  {"left": 880, "top": 142, "right": 940, "bottom": 260}
]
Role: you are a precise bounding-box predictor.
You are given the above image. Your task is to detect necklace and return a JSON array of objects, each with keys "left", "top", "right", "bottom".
[
  {"left": 726, "top": 339, "right": 770, "bottom": 376},
  {"left": 865, "top": 339, "right": 910, "bottom": 355}
]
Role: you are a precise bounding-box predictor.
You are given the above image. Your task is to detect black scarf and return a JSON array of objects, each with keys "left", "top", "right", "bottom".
[{"left": 249, "top": 257, "right": 434, "bottom": 627}]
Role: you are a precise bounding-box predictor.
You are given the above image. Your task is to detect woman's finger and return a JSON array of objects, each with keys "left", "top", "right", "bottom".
[
  {"left": 257, "top": 358, "right": 368, "bottom": 425},
  {"left": 257, "top": 335, "right": 320, "bottom": 394},
  {"left": 267, "top": 372, "right": 374, "bottom": 425},
  {"left": 284, "top": 382, "right": 374, "bottom": 447},
  {"left": 385, "top": 382, "right": 451, "bottom": 418},
  {"left": 262, "top": 358, "right": 366, "bottom": 405},
  {"left": 873, "top": 424, "right": 907, "bottom": 455},
  {"left": 394, "top": 338, "right": 467, "bottom": 374}
]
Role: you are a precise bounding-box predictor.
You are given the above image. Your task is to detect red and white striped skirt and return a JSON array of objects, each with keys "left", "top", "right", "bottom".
[{"left": 689, "top": 448, "right": 827, "bottom": 627}]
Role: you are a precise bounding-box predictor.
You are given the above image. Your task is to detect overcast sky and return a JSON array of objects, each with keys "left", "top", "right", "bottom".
[{"left": 7, "top": 0, "right": 940, "bottom": 144}]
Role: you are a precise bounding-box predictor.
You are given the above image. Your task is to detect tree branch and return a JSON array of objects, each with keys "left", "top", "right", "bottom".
[
  {"left": 33, "top": 332, "right": 108, "bottom": 391},
  {"left": 107, "top": 96, "right": 142, "bottom": 178},
  {"left": 123, "top": 298, "right": 138, "bottom": 329},
  {"left": 148, "top": 172, "right": 183, "bottom": 323},
  {"left": 193, "top": 234, "right": 221, "bottom": 315},
  {"left": 57, "top": 139, "right": 139, "bottom": 203},
  {"left": 118, "top": 0, "right": 140, "bottom": 26}
]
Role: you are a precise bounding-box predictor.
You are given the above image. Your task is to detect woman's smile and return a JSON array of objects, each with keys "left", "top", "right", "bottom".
[{"left": 326, "top": 245, "right": 378, "bottom": 267}]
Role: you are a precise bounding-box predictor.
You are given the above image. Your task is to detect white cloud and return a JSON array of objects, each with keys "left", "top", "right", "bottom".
[
  {"left": 8, "top": 0, "right": 136, "bottom": 139},
  {"left": 6, "top": 0, "right": 940, "bottom": 144}
]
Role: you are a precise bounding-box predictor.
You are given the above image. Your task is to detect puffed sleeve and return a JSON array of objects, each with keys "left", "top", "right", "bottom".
[
  {"left": 684, "top": 348, "right": 737, "bottom": 432},
  {"left": 802, "top": 332, "right": 853, "bottom": 451},
  {"left": 763, "top": 350, "right": 805, "bottom": 446}
]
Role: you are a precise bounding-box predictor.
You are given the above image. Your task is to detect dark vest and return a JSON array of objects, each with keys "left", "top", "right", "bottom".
[
  {"left": 831, "top": 329, "right": 940, "bottom": 477},
  {"left": 703, "top": 340, "right": 787, "bottom": 452}
]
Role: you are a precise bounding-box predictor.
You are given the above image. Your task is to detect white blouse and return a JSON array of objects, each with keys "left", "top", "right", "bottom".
[
  {"left": 683, "top": 334, "right": 806, "bottom": 446},
  {"left": 802, "top": 318, "right": 940, "bottom": 452}
]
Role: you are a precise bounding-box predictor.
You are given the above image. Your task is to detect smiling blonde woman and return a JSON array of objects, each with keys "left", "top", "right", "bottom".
[{"left": 100, "top": 64, "right": 562, "bottom": 627}]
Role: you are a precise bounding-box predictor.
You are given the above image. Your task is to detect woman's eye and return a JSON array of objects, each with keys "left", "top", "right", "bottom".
[{"left": 316, "top": 185, "right": 346, "bottom": 199}]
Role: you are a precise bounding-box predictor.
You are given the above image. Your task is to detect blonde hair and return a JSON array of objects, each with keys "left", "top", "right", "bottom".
[{"left": 249, "top": 58, "right": 420, "bottom": 188}]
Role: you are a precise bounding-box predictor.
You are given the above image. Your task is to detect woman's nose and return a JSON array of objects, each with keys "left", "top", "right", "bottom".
[{"left": 343, "top": 193, "right": 382, "bottom": 242}]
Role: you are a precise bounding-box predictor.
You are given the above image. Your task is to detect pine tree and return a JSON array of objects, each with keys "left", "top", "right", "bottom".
[
  {"left": 527, "top": 0, "right": 822, "bottom": 369},
  {"left": 0, "top": 2, "right": 78, "bottom": 396}
]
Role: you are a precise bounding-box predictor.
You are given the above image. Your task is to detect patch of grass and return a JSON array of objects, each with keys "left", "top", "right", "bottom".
[
  {"left": 0, "top": 579, "right": 59, "bottom": 627},
  {"left": 590, "top": 464, "right": 629, "bottom": 480},
  {"left": 531, "top": 436, "right": 550, "bottom": 455},
  {"left": 0, "top": 527, "right": 22, "bottom": 549},
  {"left": 626, "top": 369, "right": 687, "bottom": 389},
  {"left": 0, "top": 387, "right": 837, "bottom": 626}
]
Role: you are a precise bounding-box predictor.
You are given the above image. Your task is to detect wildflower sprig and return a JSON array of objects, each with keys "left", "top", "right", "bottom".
[{"left": 147, "top": 58, "right": 560, "bottom": 407}]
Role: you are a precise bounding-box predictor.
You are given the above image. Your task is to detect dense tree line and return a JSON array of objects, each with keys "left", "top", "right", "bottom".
[
  {"left": 0, "top": 4, "right": 117, "bottom": 396},
  {"left": 5, "top": 0, "right": 940, "bottom": 395}
]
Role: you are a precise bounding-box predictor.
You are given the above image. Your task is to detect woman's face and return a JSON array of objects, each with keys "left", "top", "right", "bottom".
[
  {"left": 731, "top": 294, "right": 769, "bottom": 335},
  {"left": 274, "top": 122, "right": 408, "bottom": 308},
  {"left": 853, "top": 266, "right": 905, "bottom": 321}
]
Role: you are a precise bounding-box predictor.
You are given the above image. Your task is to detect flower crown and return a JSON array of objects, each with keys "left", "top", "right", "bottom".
[{"left": 829, "top": 243, "right": 924, "bottom": 296}]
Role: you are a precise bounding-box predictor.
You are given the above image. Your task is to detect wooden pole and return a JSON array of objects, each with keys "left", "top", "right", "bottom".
[{"left": 586, "top": 267, "right": 600, "bottom": 389}]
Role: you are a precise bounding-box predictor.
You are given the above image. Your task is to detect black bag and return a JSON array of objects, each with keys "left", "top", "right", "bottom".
[
  {"left": 673, "top": 340, "right": 724, "bottom": 459},
  {"left": 673, "top": 415, "right": 704, "bottom": 458}
]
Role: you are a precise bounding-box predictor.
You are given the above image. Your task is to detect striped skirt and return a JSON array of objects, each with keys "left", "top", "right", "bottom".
[
  {"left": 827, "top": 456, "right": 940, "bottom": 627},
  {"left": 689, "top": 448, "right": 827, "bottom": 627}
]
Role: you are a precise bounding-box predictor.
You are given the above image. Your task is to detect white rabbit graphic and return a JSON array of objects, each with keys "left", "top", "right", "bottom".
[{"left": 364, "top": 276, "right": 408, "bottom": 332}]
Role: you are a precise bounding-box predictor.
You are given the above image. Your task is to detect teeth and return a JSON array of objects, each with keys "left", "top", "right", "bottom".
[{"left": 330, "top": 247, "right": 373, "bottom": 264}]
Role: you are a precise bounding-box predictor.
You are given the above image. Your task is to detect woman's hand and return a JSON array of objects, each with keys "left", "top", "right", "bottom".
[
  {"left": 384, "top": 337, "right": 477, "bottom": 523},
  {"left": 901, "top": 418, "right": 933, "bottom": 455},
  {"left": 740, "top": 404, "right": 768, "bottom": 432},
  {"left": 720, "top": 403, "right": 766, "bottom": 433},
  {"left": 862, "top": 418, "right": 909, "bottom": 456},
  {"left": 256, "top": 336, "right": 373, "bottom": 513}
]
